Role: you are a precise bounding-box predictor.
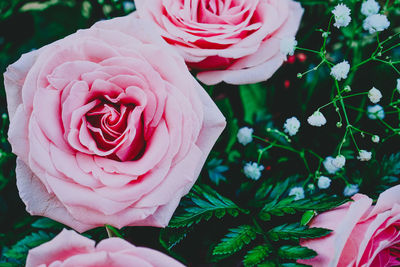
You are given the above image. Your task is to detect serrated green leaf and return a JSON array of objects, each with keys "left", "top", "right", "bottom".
[
  {"left": 3, "top": 231, "right": 55, "bottom": 262},
  {"left": 169, "top": 185, "right": 247, "bottom": 228},
  {"left": 259, "top": 195, "right": 350, "bottom": 221},
  {"left": 31, "top": 217, "right": 64, "bottom": 230},
  {"left": 381, "top": 153, "right": 400, "bottom": 176},
  {"left": 213, "top": 225, "right": 257, "bottom": 256},
  {"left": 268, "top": 223, "right": 332, "bottom": 241},
  {"left": 243, "top": 244, "right": 272, "bottom": 267},
  {"left": 258, "top": 261, "right": 277, "bottom": 267},
  {"left": 159, "top": 227, "right": 191, "bottom": 251},
  {"left": 278, "top": 245, "right": 317, "bottom": 260},
  {"left": 301, "top": 210, "right": 316, "bottom": 226}
]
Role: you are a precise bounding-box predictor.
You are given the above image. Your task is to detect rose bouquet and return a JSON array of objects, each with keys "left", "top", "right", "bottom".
[{"left": 0, "top": 0, "right": 399, "bottom": 266}]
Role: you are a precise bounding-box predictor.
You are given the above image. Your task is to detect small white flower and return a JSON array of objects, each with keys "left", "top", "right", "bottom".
[
  {"left": 396, "top": 78, "right": 400, "bottom": 94},
  {"left": 283, "top": 117, "right": 301, "bottom": 136},
  {"left": 318, "top": 176, "right": 332, "bottom": 189},
  {"left": 363, "top": 14, "right": 390, "bottom": 34},
  {"left": 237, "top": 127, "right": 254, "bottom": 146},
  {"left": 372, "top": 135, "right": 380, "bottom": 143},
  {"left": 280, "top": 37, "right": 297, "bottom": 57},
  {"left": 307, "top": 111, "right": 327, "bottom": 127},
  {"left": 367, "top": 105, "right": 385, "bottom": 120},
  {"left": 323, "top": 156, "right": 340, "bottom": 174},
  {"left": 332, "top": 4, "right": 351, "bottom": 28},
  {"left": 243, "top": 162, "right": 264, "bottom": 180},
  {"left": 289, "top": 187, "right": 305, "bottom": 201},
  {"left": 343, "top": 184, "right": 359, "bottom": 197},
  {"left": 368, "top": 87, "right": 382, "bottom": 103},
  {"left": 357, "top": 150, "right": 372, "bottom": 161},
  {"left": 361, "top": 0, "right": 380, "bottom": 16},
  {"left": 332, "top": 155, "right": 346, "bottom": 168},
  {"left": 331, "top": 60, "right": 350, "bottom": 81}
]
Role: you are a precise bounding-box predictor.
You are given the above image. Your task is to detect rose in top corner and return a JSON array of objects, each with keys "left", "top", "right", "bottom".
[
  {"left": 134, "top": 0, "right": 304, "bottom": 85},
  {"left": 299, "top": 185, "right": 400, "bottom": 267},
  {"left": 4, "top": 14, "right": 226, "bottom": 232}
]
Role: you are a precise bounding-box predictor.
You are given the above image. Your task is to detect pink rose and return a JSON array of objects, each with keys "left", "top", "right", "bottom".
[
  {"left": 299, "top": 185, "right": 400, "bottom": 267},
  {"left": 4, "top": 15, "right": 225, "bottom": 232},
  {"left": 135, "top": 0, "right": 304, "bottom": 85},
  {"left": 26, "top": 229, "right": 184, "bottom": 267}
]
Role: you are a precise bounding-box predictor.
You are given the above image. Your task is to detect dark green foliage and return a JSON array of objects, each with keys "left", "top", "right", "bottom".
[
  {"left": 243, "top": 244, "right": 273, "bottom": 267},
  {"left": 213, "top": 225, "right": 257, "bottom": 255},
  {"left": 168, "top": 185, "right": 247, "bottom": 228},
  {"left": 2, "top": 231, "right": 55, "bottom": 264},
  {"left": 207, "top": 158, "right": 229, "bottom": 185},
  {"left": 268, "top": 223, "right": 332, "bottom": 241},
  {"left": 259, "top": 195, "right": 350, "bottom": 221},
  {"left": 278, "top": 246, "right": 317, "bottom": 260}
]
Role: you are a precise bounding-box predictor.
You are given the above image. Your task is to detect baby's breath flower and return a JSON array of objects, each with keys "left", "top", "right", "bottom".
[
  {"left": 357, "top": 150, "right": 372, "bottom": 161},
  {"left": 123, "top": 1, "right": 135, "bottom": 12},
  {"left": 368, "top": 87, "right": 382, "bottom": 103},
  {"left": 237, "top": 127, "right": 254, "bottom": 146},
  {"left": 397, "top": 78, "right": 400, "bottom": 94},
  {"left": 280, "top": 37, "right": 297, "bottom": 57},
  {"left": 343, "top": 184, "right": 359, "bottom": 197},
  {"left": 361, "top": 0, "right": 380, "bottom": 16},
  {"left": 367, "top": 105, "right": 385, "bottom": 120},
  {"left": 289, "top": 187, "right": 305, "bottom": 200},
  {"left": 332, "top": 4, "right": 351, "bottom": 28},
  {"left": 330, "top": 60, "right": 350, "bottom": 81},
  {"left": 332, "top": 155, "right": 346, "bottom": 168},
  {"left": 307, "top": 111, "right": 327, "bottom": 127},
  {"left": 283, "top": 117, "right": 300, "bottom": 136},
  {"left": 323, "top": 156, "right": 340, "bottom": 174},
  {"left": 372, "top": 135, "right": 380, "bottom": 143},
  {"left": 243, "top": 162, "right": 264, "bottom": 180},
  {"left": 363, "top": 14, "right": 390, "bottom": 34},
  {"left": 318, "top": 176, "right": 331, "bottom": 189}
]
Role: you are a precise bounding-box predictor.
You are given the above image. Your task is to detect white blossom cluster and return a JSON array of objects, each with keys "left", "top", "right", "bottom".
[
  {"left": 331, "top": 60, "right": 350, "bottom": 81},
  {"left": 283, "top": 117, "right": 300, "bottom": 136},
  {"left": 332, "top": 4, "right": 351, "bottom": 28},
  {"left": 368, "top": 87, "right": 382, "bottom": 103},
  {"left": 243, "top": 162, "right": 264, "bottom": 180},
  {"left": 307, "top": 111, "right": 327, "bottom": 127},
  {"left": 237, "top": 127, "right": 254, "bottom": 146},
  {"left": 289, "top": 187, "right": 305, "bottom": 200}
]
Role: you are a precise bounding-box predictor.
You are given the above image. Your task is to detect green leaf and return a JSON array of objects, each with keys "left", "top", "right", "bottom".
[
  {"left": 258, "top": 261, "right": 277, "bottom": 267},
  {"left": 381, "top": 152, "right": 400, "bottom": 176},
  {"left": 159, "top": 227, "right": 191, "bottom": 251},
  {"left": 268, "top": 223, "right": 332, "bottom": 241},
  {"left": 243, "top": 244, "right": 273, "bottom": 267},
  {"left": 169, "top": 185, "right": 247, "bottom": 228},
  {"left": 259, "top": 195, "right": 350, "bottom": 221},
  {"left": 278, "top": 245, "right": 317, "bottom": 260},
  {"left": 3, "top": 231, "right": 55, "bottom": 262},
  {"left": 31, "top": 217, "right": 64, "bottom": 230},
  {"left": 300, "top": 210, "right": 316, "bottom": 226},
  {"left": 239, "top": 83, "right": 267, "bottom": 124},
  {"left": 207, "top": 158, "right": 228, "bottom": 185},
  {"left": 213, "top": 225, "right": 257, "bottom": 255}
]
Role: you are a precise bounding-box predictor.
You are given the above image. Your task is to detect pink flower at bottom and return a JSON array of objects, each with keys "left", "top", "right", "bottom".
[
  {"left": 299, "top": 185, "right": 400, "bottom": 267},
  {"left": 26, "top": 229, "right": 185, "bottom": 267}
]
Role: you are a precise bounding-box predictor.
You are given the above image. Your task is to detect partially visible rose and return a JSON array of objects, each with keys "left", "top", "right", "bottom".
[
  {"left": 299, "top": 185, "right": 400, "bottom": 267},
  {"left": 135, "top": 0, "right": 304, "bottom": 85},
  {"left": 4, "top": 15, "right": 225, "bottom": 232},
  {"left": 26, "top": 229, "right": 184, "bottom": 267}
]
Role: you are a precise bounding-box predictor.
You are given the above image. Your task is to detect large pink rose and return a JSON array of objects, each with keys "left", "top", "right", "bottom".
[
  {"left": 26, "top": 229, "right": 184, "bottom": 267},
  {"left": 299, "top": 185, "right": 400, "bottom": 267},
  {"left": 134, "top": 0, "right": 304, "bottom": 85},
  {"left": 4, "top": 15, "right": 225, "bottom": 232}
]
